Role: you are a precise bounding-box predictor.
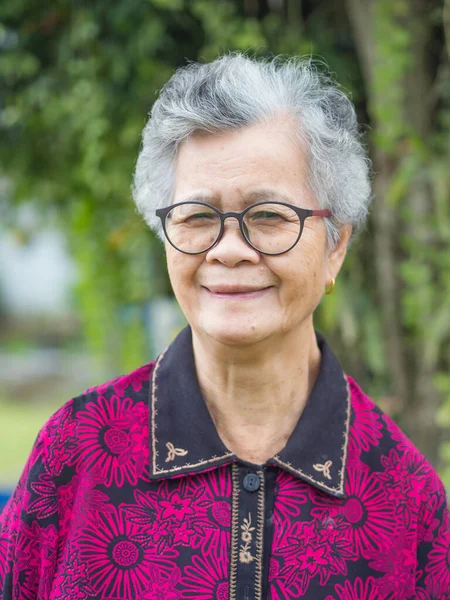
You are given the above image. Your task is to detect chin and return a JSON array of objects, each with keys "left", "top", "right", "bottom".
[{"left": 198, "top": 315, "right": 272, "bottom": 347}]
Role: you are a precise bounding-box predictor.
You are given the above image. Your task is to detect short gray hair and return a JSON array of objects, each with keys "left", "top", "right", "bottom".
[{"left": 132, "top": 52, "right": 372, "bottom": 248}]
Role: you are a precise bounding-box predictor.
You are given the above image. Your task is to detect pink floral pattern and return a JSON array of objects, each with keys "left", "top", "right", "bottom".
[
  {"left": 376, "top": 449, "right": 434, "bottom": 529},
  {"left": 184, "top": 467, "right": 233, "bottom": 556},
  {"left": 84, "top": 364, "right": 153, "bottom": 399},
  {"left": 330, "top": 576, "right": 383, "bottom": 600},
  {"left": 274, "top": 513, "right": 357, "bottom": 596},
  {"left": 28, "top": 472, "right": 74, "bottom": 520},
  {"left": 425, "top": 517, "right": 450, "bottom": 593},
  {"left": 180, "top": 552, "right": 229, "bottom": 599},
  {"left": 0, "top": 538, "right": 9, "bottom": 582},
  {"left": 0, "top": 469, "right": 30, "bottom": 538},
  {"left": 112, "top": 364, "right": 153, "bottom": 397},
  {"left": 347, "top": 377, "right": 383, "bottom": 456},
  {"left": 14, "top": 521, "right": 59, "bottom": 599},
  {"left": 140, "top": 565, "right": 181, "bottom": 600},
  {"left": 51, "top": 543, "right": 96, "bottom": 600},
  {"left": 0, "top": 356, "right": 448, "bottom": 599},
  {"left": 71, "top": 395, "right": 150, "bottom": 487},
  {"left": 365, "top": 530, "right": 417, "bottom": 599},
  {"left": 311, "top": 466, "right": 397, "bottom": 558},
  {"left": 416, "top": 578, "right": 450, "bottom": 600},
  {"left": 384, "top": 413, "right": 416, "bottom": 454},
  {"left": 273, "top": 469, "right": 309, "bottom": 523},
  {"left": 122, "top": 478, "right": 225, "bottom": 556},
  {"left": 75, "top": 506, "right": 177, "bottom": 598},
  {"left": 42, "top": 402, "right": 78, "bottom": 477}
]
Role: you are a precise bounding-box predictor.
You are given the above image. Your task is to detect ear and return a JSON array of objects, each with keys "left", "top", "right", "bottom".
[{"left": 326, "top": 224, "right": 352, "bottom": 283}]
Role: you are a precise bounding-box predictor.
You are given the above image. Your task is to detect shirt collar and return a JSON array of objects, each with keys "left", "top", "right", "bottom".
[{"left": 148, "top": 326, "right": 350, "bottom": 498}]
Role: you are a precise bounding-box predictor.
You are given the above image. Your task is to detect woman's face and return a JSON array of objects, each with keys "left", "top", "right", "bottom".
[{"left": 166, "top": 117, "right": 350, "bottom": 347}]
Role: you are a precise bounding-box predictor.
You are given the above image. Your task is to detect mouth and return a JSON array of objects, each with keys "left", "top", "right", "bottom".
[{"left": 202, "top": 285, "right": 273, "bottom": 299}]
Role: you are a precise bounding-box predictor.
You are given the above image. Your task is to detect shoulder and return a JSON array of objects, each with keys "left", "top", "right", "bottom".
[
  {"left": 0, "top": 361, "right": 157, "bottom": 536},
  {"left": 346, "top": 375, "right": 446, "bottom": 501},
  {"left": 43, "top": 359, "right": 156, "bottom": 430},
  {"left": 37, "top": 360, "right": 156, "bottom": 482},
  {"left": 348, "top": 374, "right": 420, "bottom": 456},
  {"left": 82, "top": 360, "right": 156, "bottom": 401}
]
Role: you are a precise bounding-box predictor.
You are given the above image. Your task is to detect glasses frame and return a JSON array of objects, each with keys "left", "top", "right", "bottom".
[{"left": 156, "top": 200, "right": 333, "bottom": 256}]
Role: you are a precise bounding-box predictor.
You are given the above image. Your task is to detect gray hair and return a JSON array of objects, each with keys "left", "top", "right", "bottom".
[{"left": 132, "top": 52, "right": 372, "bottom": 248}]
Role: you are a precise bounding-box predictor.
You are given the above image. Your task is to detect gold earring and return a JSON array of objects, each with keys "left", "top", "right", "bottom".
[{"left": 325, "top": 278, "right": 335, "bottom": 295}]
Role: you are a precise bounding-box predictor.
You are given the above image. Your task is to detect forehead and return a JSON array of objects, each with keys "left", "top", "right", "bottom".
[
  {"left": 177, "top": 188, "right": 294, "bottom": 208},
  {"left": 173, "top": 117, "right": 313, "bottom": 207}
]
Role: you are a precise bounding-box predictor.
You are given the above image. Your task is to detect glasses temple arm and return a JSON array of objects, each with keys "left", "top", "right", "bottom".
[{"left": 311, "top": 209, "right": 333, "bottom": 217}]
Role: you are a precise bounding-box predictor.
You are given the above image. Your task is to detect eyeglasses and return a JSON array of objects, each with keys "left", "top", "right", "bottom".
[{"left": 156, "top": 201, "right": 333, "bottom": 256}]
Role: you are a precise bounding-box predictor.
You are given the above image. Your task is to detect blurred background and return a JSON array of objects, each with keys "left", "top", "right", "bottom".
[{"left": 0, "top": 0, "right": 449, "bottom": 508}]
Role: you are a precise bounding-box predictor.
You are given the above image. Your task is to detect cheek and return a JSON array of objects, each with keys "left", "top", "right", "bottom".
[
  {"left": 166, "top": 248, "right": 201, "bottom": 298},
  {"left": 297, "top": 230, "right": 328, "bottom": 279},
  {"left": 275, "top": 244, "right": 326, "bottom": 302}
]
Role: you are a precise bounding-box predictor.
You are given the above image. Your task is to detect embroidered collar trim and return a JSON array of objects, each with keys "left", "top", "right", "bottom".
[{"left": 148, "top": 326, "right": 350, "bottom": 498}]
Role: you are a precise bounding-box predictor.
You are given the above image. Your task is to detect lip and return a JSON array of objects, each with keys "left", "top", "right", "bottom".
[{"left": 202, "top": 285, "right": 273, "bottom": 299}]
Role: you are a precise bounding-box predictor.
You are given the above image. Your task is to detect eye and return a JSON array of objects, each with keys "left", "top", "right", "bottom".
[
  {"left": 186, "top": 212, "right": 216, "bottom": 221},
  {"left": 168, "top": 205, "right": 218, "bottom": 225},
  {"left": 249, "top": 211, "right": 286, "bottom": 221}
]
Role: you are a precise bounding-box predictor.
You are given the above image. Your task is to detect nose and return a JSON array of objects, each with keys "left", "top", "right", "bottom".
[{"left": 205, "top": 217, "right": 260, "bottom": 267}]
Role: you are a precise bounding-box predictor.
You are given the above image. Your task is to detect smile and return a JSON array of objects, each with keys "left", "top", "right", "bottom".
[{"left": 203, "top": 286, "right": 273, "bottom": 299}]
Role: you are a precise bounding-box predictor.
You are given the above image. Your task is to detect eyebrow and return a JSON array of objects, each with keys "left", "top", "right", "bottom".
[
  {"left": 179, "top": 189, "right": 294, "bottom": 206},
  {"left": 246, "top": 189, "right": 293, "bottom": 204}
]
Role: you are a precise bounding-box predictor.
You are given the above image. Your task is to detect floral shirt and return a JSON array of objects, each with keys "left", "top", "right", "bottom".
[{"left": 0, "top": 326, "right": 449, "bottom": 600}]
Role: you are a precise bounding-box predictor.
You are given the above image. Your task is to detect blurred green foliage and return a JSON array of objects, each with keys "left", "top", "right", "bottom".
[{"left": 0, "top": 0, "right": 449, "bottom": 485}]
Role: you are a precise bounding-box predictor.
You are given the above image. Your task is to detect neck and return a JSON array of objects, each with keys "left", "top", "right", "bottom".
[{"left": 191, "top": 321, "right": 321, "bottom": 464}]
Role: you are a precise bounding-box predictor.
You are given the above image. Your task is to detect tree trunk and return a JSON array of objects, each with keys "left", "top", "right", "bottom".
[{"left": 345, "top": 0, "right": 447, "bottom": 465}]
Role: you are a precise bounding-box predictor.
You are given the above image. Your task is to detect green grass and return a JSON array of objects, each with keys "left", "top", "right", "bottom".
[{"left": 0, "top": 398, "right": 64, "bottom": 488}]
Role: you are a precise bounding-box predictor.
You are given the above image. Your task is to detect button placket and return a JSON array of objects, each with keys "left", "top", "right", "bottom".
[{"left": 229, "top": 464, "right": 265, "bottom": 600}]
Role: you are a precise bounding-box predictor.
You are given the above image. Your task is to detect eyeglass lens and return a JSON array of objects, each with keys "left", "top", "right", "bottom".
[{"left": 164, "top": 202, "right": 303, "bottom": 254}]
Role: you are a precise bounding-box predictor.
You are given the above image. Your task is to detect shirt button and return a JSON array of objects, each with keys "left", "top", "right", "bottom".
[{"left": 243, "top": 473, "right": 261, "bottom": 492}]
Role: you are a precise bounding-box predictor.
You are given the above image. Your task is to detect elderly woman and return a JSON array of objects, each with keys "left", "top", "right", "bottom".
[{"left": 1, "top": 54, "right": 449, "bottom": 600}]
